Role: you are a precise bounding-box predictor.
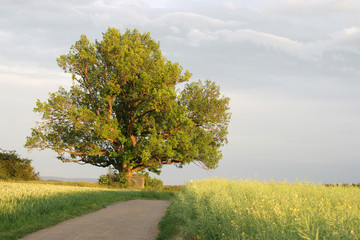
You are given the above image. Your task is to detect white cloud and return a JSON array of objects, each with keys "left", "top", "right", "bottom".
[
  {"left": 221, "top": 29, "right": 302, "bottom": 52},
  {"left": 0, "top": 31, "right": 13, "bottom": 44},
  {"left": 331, "top": 27, "right": 360, "bottom": 46},
  {"left": 154, "top": 12, "right": 243, "bottom": 29},
  {"left": 91, "top": 13, "right": 111, "bottom": 27},
  {"left": 0, "top": 65, "right": 71, "bottom": 87},
  {"left": 186, "top": 28, "right": 304, "bottom": 53},
  {"left": 169, "top": 26, "right": 180, "bottom": 34},
  {"left": 340, "top": 66, "right": 360, "bottom": 74},
  {"left": 219, "top": 1, "right": 243, "bottom": 10},
  {"left": 184, "top": 28, "right": 305, "bottom": 56},
  {"left": 187, "top": 29, "right": 219, "bottom": 47},
  {"left": 264, "top": 0, "right": 360, "bottom": 15},
  {"left": 183, "top": 25, "right": 360, "bottom": 61}
]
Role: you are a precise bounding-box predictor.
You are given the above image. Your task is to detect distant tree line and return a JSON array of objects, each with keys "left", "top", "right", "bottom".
[
  {"left": 0, "top": 149, "right": 39, "bottom": 180},
  {"left": 325, "top": 183, "right": 360, "bottom": 188}
]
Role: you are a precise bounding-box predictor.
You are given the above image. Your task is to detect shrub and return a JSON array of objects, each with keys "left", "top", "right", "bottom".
[
  {"left": 134, "top": 171, "right": 163, "bottom": 189},
  {"left": 98, "top": 174, "right": 111, "bottom": 185},
  {"left": 98, "top": 167, "right": 132, "bottom": 188},
  {"left": 0, "top": 149, "right": 39, "bottom": 181},
  {"left": 144, "top": 174, "right": 164, "bottom": 189},
  {"left": 98, "top": 168, "right": 164, "bottom": 189}
]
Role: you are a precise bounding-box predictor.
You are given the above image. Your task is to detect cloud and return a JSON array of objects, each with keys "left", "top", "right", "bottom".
[
  {"left": 184, "top": 28, "right": 304, "bottom": 54},
  {"left": 221, "top": 29, "right": 302, "bottom": 52},
  {"left": 218, "top": 1, "right": 243, "bottom": 10},
  {"left": 183, "top": 25, "right": 360, "bottom": 61},
  {"left": 156, "top": 12, "right": 243, "bottom": 28},
  {"left": 262, "top": 0, "right": 360, "bottom": 15},
  {"left": 0, "top": 65, "right": 71, "bottom": 87},
  {"left": 169, "top": 26, "right": 180, "bottom": 34},
  {"left": 331, "top": 27, "right": 360, "bottom": 46},
  {"left": 186, "top": 28, "right": 303, "bottom": 51},
  {"left": 0, "top": 31, "right": 13, "bottom": 43},
  {"left": 187, "top": 29, "right": 220, "bottom": 47}
]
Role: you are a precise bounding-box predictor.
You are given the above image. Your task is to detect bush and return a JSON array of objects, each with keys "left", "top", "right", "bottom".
[
  {"left": 98, "top": 174, "right": 111, "bottom": 185},
  {"left": 98, "top": 168, "right": 130, "bottom": 188},
  {"left": 98, "top": 168, "right": 164, "bottom": 189},
  {"left": 0, "top": 149, "right": 39, "bottom": 181},
  {"left": 144, "top": 175, "right": 164, "bottom": 189}
]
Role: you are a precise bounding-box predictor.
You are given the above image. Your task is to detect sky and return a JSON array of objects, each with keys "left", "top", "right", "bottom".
[{"left": 1, "top": 0, "right": 359, "bottom": 185}]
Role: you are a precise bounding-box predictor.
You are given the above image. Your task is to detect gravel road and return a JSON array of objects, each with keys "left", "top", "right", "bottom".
[{"left": 19, "top": 200, "right": 170, "bottom": 240}]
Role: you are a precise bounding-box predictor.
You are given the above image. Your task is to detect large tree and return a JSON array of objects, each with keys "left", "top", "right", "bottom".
[{"left": 25, "top": 28, "right": 231, "bottom": 182}]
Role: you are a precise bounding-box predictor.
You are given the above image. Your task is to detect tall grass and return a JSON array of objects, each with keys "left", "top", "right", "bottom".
[
  {"left": 0, "top": 181, "right": 171, "bottom": 240},
  {"left": 158, "top": 178, "right": 360, "bottom": 240}
]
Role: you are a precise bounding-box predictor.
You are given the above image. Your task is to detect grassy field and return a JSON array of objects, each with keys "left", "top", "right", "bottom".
[
  {"left": 0, "top": 181, "right": 172, "bottom": 240},
  {"left": 157, "top": 178, "right": 360, "bottom": 240}
]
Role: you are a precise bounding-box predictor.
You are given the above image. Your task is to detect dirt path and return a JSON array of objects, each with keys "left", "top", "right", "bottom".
[{"left": 20, "top": 200, "right": 170, "bottom": 240}]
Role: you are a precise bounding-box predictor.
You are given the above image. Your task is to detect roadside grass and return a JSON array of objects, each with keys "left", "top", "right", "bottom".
[
  {"left": 157, "top": 178, "right": 360, "bottom": 240},
  {"left": 157, "top": 205, "right": 182, "bottom": 240},
  {"left": 21, "top": 179, "right": 184, "bottom": 192},
  {"left": 0, "top": 181, "right": 172, "bottom": 240},
  {"left": 26, "top": 180, "right": 112, "bottom": 188}
]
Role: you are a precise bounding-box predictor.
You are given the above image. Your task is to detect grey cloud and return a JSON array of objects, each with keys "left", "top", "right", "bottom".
[
  {"left": 181, "top": 26, "right": 360, "bottom": 62},
  {"left": 261, "top": 0, "right": 360, "bottom": 15},
  {"left": 155, "top": 12, "right": 243, "bottom": 28},
  {"left": 331, "top": 27, "right": 360, "bottom": 47}
]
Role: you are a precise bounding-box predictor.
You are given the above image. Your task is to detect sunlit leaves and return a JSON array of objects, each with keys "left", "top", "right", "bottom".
[{"left": 25, "top": 28, "right": 231, "bottom": 177}]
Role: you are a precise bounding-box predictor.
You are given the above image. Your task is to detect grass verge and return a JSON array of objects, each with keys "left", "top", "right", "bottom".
[
  {"left": 157, "top": 202, "right": 182, "bottom": 240},
  {"left": 0, "top": 181, "right": 172, "bottom": 240}
]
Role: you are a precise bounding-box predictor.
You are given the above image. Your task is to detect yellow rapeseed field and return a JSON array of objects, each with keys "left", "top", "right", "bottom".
[
  {"left": 0, "top": 182, "right": 109, "bottom": 220},
  {"left": 169, "top": 178, "right": 360, "bottom": 239}
]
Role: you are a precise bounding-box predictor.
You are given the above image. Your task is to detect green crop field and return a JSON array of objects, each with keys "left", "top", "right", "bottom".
[
  {"left": 158, "top": 178, "right": 360, "bottom": 240},
  {"left": 0, "top": 181, "right": 171, "bottom": 240}
]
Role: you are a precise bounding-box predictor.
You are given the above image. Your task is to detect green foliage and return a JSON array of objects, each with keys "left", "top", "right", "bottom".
[
  {"left": 146, "top": 176, "right": 164, "bottom": 189},
  {"left": 0, "top": 182, "right": 172, "bottom": 240},
  {"left": 99, "top": 167, "right": 164, "bottom": 189},
  {"left": 134, "top": 171, "right": 164, "bottom": 189},
  {"left": 25, "top": 27, "right": 231, "bottom": 179},
  {"left": 159, "top": 179, "right": 360, "bottom": 240},
  {"left": 98, "top": 167, "right": 130, "bottom": 188},
  {"left": 98, "top": 174, "right": 111, "bottom": 185},
  {"left": 0, "top": 149, "right": 38, "bottom": 181},
  {"left": 157, "top": 205, "right": 181, "bottom": 240}
]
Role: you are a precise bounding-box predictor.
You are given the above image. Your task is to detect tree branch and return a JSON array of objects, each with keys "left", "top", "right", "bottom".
[{"left": 57, "top": 149, "right": 106, "bottom": 156}]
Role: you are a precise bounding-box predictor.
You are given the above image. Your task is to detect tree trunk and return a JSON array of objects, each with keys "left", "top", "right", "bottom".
[
  {"left": 117, "top": 164, "right": 143, "bottom": 187},
  {"left": 125, "top": 169, "right": 133, "bottom": 186}
]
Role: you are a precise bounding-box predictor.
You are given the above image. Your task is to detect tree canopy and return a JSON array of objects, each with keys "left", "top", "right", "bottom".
[{"left": 25, "top": 28, "right": 231, "bottom": 181}]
